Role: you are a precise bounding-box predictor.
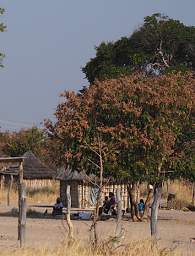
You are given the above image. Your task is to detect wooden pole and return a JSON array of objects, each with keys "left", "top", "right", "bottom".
[
  {"left": 66, "top": 185, "right": 74, "bottom": 241},
  {"left": 150, "top": 182, "right": 162, "bottom": 238},
  {"left": 18, "top": 160, "right": 26, "bottom": 248},
  {"left": 7, "top": 175, "right": 13, "bottom": 206},
  {"left": 18, "top": 182, "right": 26, "bottom": 248},
  {"left": 19, "top": 161, "right": 24, "bottom": 184},
  {"left": 192, "top": 182, "right": 195, "bottom": 206},
  {"left": 115, "top": 188, "right": 123, "bottom": 243},
  {"left": 143, "top": 184, "right": 153, "bottom": 221}
]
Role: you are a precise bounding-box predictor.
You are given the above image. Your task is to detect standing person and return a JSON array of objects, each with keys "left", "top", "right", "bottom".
[{"left": 138, "top": 199, "right": 145, "bottom": 218}]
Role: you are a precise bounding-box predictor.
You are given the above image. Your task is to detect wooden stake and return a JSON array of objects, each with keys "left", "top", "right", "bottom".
[
  {"left": 66, "top": 185, "right": 74, "bottom": 241},
  {"left": 114, "top": 188, "right": 123, "bottom": 245},
  {"left": 192, "top": 182, "right": 195, "bottom": 206},
  {"left": 19, "top": 161, "right": 24, "bottom": 184},
  {"left": 18, "top": 182, "right": 26, "bottom": 248},
  {"left": 7, "top": 175, "right": 13, "bottom": 206},
  {"left": 150, "top": 182, "right": 162, "bottom": 238}
]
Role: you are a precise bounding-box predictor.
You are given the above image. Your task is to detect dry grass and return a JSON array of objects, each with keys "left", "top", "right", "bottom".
[
  {"left": 0, "top": 180, "right": 193, "bottom": 210},
  {"left": 0, "top": 240, "right": 180, "bottom": 256},
  {"left": 0, "top": 182, "right": 58, "bottom": 205},
  {"left": 162, "top": 180, "right": 194, "bottom": 209}
]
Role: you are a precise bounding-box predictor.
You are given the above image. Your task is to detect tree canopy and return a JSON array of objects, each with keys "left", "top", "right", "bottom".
[
  {"left": 45, "top": 73, "right": 195, "bottom": 183},
  {"left": 82, "top": 13, "right": 195, "bottom": 83}
]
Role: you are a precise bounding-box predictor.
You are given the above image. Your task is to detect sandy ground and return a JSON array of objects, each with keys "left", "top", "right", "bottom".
[{"left": 0, "top": 205, "right": 194, "bottom": 255}]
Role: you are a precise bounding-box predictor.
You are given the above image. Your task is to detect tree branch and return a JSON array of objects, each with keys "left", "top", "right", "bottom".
[
  {"left": 157, "top": 40, "right": 170, "bottom": 68},
  {"left": 84, "top": 141, "right": 101, "bottom": 158}
]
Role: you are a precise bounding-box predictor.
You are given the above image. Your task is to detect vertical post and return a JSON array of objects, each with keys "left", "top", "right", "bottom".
[
  {"left": 7, "top": 175, "right": 13, "bottom": 206},
  {"left": 1, "top": 175, "right": 5, "bottom": 190},
  {"left": 18, "top": 183, "right": 26, "bottom": 248},
  {"left": 115, "top": 188, "right": 122, "bottom": 241},
  {"left": 18, "top": 160, "right": 26, "bottom": 248},
  {"left": 192, "top": 182, "right": 195, "bottom": 206},
  {"left": 142, "top": 184, "right": 153, "bottom": 221},
  {"left": 19, "top": 161, "right": 24, "bottom": 184},
  {"left": 150, "top": 182, "right": 162, "bottom": 238},
  {"left": 66, "top": 185, "right": 74, "bottom": 241}
]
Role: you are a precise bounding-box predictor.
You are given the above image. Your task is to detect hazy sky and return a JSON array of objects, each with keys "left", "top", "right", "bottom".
[{"left": 0, "top": 0, "right": 194, "bottom": 130}]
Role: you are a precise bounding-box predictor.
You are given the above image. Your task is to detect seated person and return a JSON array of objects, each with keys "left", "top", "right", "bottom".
[
  {"left": 52, "top": 197, "right": 64, "bottom": 216},
  {"left": 108, "top": 192, "right": 117, "bottom": 216},
  {"left": 98, "top": 196, "right": 109, "bottom": 215},
  {"left": 101, "top": 192, "right": 117, "bottom": 216},
  {"left": 138, "top": 199, "right": 145, "bottom": 217},
  {"left": 102, "top": 196, "right": 109, "bottom": 211}
]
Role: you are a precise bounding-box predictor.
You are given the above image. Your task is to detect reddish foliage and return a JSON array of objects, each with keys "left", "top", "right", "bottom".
[{"left": 45, "top": 73, "right": 195, "bottom": 179}]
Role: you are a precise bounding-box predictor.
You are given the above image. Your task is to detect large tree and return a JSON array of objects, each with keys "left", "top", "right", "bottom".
[
  {"left": 82, "top": 13, "right": 195, "bottom": 83},
  {"left": 46, "top": 73, "right": 195, "bottom": 236}
]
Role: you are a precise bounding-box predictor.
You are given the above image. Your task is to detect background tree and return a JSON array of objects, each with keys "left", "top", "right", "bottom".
[
  {"left": 0, "top": 130, "right": 9, "bottom": 156},
  {"left": 0, "top": 7, "right": 6, "bottom": 67},
  {"left": 2, "top": 127, "right": 45, "bottom": 157},
  {"left": 82, "top": 13, "right": 195, "bottom": 83}
]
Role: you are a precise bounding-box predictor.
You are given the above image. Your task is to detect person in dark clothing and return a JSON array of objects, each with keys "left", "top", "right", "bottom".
[
  {"left": 52, "top": 197, "right": 63, "bottom": 216},
  {"left": 99, "top": 193, "right": 117, "bottom": 216},
  {"left": 108, "top": 192, "right": 117, "bottom": 216},
  {"left": 102, "top": 196, "right": 109, "bottom": 214}
]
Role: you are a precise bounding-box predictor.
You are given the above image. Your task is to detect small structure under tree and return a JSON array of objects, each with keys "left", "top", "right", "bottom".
[{"left": 57, "top": 168, "right": 130, "bottom": 209}]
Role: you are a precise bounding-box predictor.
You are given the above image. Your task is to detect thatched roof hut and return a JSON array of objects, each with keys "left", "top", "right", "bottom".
[
  {"left": 56, "top": 168, "right": 85, "bottom": 182},
  {"left": 22, "top": 151, "right": 55, "bottom": 180},
  {"left": 0, "top": 151, "right": 55, "bottom": 179},
  {"left": 58, "top": 168, "right": 129, "bottom": 209},
  {"left": 56, "top": 168, "right": 89, "bottom": 207}
]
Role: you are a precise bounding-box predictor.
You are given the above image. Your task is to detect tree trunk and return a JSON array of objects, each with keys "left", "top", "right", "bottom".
[
  {"left": 113, "top": 188, "right": 123, "bottom": 247},
  {"left": 66, "top": 185, "right": 74, "bottom": 242},
  {"left": 90, "top": 144, "right": 103, "bottom": 247},
  {"left": 142, "top": 184, "right": 153, "bottom": 221},
  {"left": 127, "top": 182, "right": 140, "bottom": 222},
  {"left": 192, "top": 182, "right": 195, "bottom": 206},
  {"left": 166, "top": 180, "right": 169, "bottom": 194},
  {"left": 150, "top": 182, "right": 162, "bottom": 238}
]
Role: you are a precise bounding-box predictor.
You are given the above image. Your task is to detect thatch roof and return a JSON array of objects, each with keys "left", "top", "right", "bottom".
[
  {"left": 56, "top": 168, "right": 86, "bottom": 182},
  {"left": 0, "top": 152, "right": 55, "bottom": 180},
  {"left": 23, "top": 152, "right": 55, "bottom": 179},
  {"left": 56, "top": 167, "right": 130, "bottom": 185},
  {"left": 56, "top": 167, "right": 105, "bottom": 184}
]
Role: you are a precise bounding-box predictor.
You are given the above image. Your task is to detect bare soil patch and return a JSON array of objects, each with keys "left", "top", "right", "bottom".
[{"left": 0, "top": 205, "right": 194, "bottom": 254}]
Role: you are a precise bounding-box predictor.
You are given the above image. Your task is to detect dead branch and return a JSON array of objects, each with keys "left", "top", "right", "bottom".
[{"left": 157, "top": 40, "right": 170, "bottom": 67}]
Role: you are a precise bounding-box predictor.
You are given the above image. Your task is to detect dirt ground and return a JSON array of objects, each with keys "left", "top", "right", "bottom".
[{"left": 0, "top": 205, "right": 194, "bottom": 255}]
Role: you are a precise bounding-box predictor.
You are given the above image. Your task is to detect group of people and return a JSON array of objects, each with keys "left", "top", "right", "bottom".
[
  {"left": 100, "top": 192, "right": 117, "bottom": 216},
  {"left": 52, "top": 194, "right": 146, "bottom": 218},
  {"left": 100, "top": 192, "right": 145, "bottom": 217}
]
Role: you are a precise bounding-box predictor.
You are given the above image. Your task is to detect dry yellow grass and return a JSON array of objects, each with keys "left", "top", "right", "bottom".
[
  {"left": 162, "top": 180, "right": 194, "bottom": 209},
  {"left": 0, "top": 182, "right": 58, "bottom": 205},
  {"left": 0, "top": 180, "right": 193, "bottom": 208},
  {"left": 168, "top": 180, "right": 193, "bottom": 203},
  {"left": 0, "top": 240, "right": 180, "bottom": 256}
]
